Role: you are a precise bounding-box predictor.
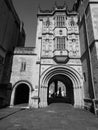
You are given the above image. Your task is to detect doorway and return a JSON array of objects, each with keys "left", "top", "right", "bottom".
[
  {"left": 14, "top": 83, "right": 29, "bottom": 105},
  {"left": 47, "top": 74, "right": 74, "bottom": 105}
]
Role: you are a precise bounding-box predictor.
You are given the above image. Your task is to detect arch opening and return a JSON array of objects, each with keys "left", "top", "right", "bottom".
[
  {"left": 47, "top": 74, "right": 74, "bottom": 105},
  {"left": 40, "top": 65, "right": 83, "bottom": 108},
  {"left": 14, "top": 83, "right": 29, "bottom": 105}
]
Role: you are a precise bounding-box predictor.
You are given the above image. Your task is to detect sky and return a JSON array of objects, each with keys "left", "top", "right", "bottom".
[{"left": 12, "top": 0, "right": 76, "bottom": 47}]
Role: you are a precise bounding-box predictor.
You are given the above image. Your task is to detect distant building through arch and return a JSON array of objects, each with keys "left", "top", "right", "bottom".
[{"left": 39, "top": 65, "right": 83, "bottom": 108}]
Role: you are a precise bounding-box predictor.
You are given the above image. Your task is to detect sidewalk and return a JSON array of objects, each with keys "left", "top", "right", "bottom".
[
  {"left": 0, "top": 103, "right": 98, "bottom": 130},
  {"left": 0, "top": 107, "right": 23, "bottom": 120}
]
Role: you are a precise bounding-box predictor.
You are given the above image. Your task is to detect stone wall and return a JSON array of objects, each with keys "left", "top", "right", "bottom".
[
  {"left": 77, "top": 0, "right": 98, "bottom": 112},
  {"left": 10, "top": 48, "right": 40, "bottom": 107},
  {"left": 11, "top": 55, "right": 38, "bottom": 89},
  {"left": 90, "top": 42, "right": 98, "bottom": 98},
  {"left": 0, "top": 0, "right": 25, "bottom": 108}
]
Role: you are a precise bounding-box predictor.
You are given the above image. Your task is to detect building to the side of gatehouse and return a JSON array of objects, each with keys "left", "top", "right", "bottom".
[{"left": 0, "top": 0, "right": 25, "bottom": 108}]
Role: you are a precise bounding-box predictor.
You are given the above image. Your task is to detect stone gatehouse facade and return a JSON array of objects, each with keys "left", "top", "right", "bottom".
[{"left": 10, "top": 0, "right": 98, "bottom": 114}]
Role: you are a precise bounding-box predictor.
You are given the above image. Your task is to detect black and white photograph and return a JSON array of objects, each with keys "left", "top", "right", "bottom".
[{"left": 0, "top": 0, "right": 98, "bottom": 129}]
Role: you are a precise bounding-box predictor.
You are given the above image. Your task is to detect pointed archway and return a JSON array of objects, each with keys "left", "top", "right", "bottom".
[
  {"left": 47, "top": 74, "right": 74, "bottom": 105},
  {"left": 39, "top": 65, "right": 84, "bottom": 108}
]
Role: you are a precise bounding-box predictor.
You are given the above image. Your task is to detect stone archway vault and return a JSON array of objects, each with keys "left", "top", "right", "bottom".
[
  {"left": 39, "top": 65, "right": 84, "bottom": 108},
  {"left": 10, "top": 81, "right": 32, "bottom": 107}
]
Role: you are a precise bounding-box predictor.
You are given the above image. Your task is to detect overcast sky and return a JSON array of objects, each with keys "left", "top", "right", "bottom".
[{"left": 12, "top": 0, "right": 76, "bottom": 47}]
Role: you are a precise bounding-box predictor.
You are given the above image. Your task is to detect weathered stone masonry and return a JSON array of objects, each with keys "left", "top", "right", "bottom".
[{"left": 10, "top": 0, "right": 98, "bottom": 114}]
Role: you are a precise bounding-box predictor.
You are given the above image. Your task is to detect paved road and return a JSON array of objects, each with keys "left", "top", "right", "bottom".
[{"left": 0, "top": 103, "right": 98, "bottom": 130}]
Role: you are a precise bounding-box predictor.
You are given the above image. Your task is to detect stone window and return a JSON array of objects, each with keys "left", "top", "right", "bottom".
[
  {"left": 55, "top": 37, "right": 66, "bottom": 50},
  {"left": 56, "top": 15, "right": 65, "bottom": 27},
  {"left": 46, "top": 17, "right": 50, "bottom": 27},
  {"left": 20, "top": 61, "right": 26, "bottom": 72}
]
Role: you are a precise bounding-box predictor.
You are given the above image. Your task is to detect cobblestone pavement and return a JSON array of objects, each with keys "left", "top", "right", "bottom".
[
  {"left": 0, "top": 103, "right": 98, "bottom": 130},
  {"left": 0, "top": 107, "right": 22, "bottom": 120}
]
